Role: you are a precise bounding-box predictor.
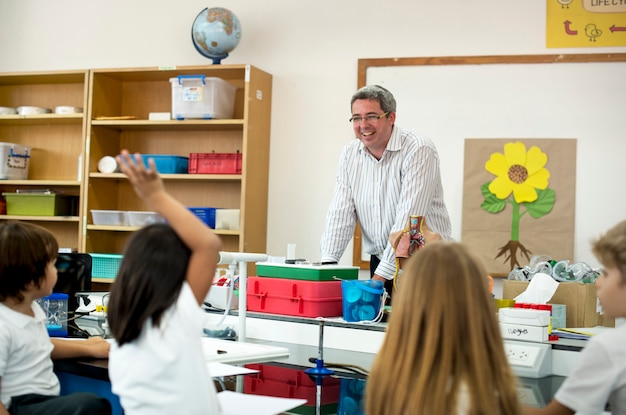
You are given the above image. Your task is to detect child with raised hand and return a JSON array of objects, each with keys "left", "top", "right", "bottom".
[
  {"left": 366, "top": 241, "right": 521, "bottom": 415},
  {"left": 524, "top": 219, "right": 626, "bottom": 415},
  {"left": 107, "top": 150, "right": 222, "bottom": 415},
  {"left": 0, "top": 221, "right": 112, "bottom": 415}
]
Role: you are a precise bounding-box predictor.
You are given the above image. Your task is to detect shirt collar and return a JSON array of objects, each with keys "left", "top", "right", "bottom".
[{"left": 0, "top": 301, "right": 46, "bottom": 328}]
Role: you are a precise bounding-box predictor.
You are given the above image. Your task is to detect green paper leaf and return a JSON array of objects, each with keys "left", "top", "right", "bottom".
[
  {"left": 524, "top": 188, "right": 555, "bottom": 218},
  {"left": 480, "top": 182, "right": 506, "bottom": 213}
]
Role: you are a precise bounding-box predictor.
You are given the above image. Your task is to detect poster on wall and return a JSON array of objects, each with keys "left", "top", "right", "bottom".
[
  {"left": 461, "top": 139, "right": 576, "bottom": 276},
  {"left": 547, "top": 0, "right": 626, "bottom": 47}
]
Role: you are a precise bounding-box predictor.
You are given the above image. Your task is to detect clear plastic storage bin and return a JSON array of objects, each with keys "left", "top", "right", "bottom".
[
  {"left": 0, "top": 142, "right": 31, "bottom": 180},
  {"left": 91, "top": 210, "right": 130, "bottom": 226},
  {"left": 128, "top": 211, "right": 166, "bottom": 226},
  {"left": 169, "top": 75, "right": 236, "bottom": 120}
]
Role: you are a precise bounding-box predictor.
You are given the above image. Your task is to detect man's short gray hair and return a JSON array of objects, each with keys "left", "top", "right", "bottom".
[{"left": 350, "top": 85, "right": 397, "bottom": 113}]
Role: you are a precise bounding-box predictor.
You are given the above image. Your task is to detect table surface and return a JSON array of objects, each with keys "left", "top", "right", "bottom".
[{"left": 54, "top": 338, "right": 568, "bottom": 413}]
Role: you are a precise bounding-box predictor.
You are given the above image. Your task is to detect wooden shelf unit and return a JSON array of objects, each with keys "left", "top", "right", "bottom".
[
  {"left": 84, "top": 65, "right": 273, "bottom": 274},
  {"left": 0, "top": 70, "right": 89, "bottom": 250}
]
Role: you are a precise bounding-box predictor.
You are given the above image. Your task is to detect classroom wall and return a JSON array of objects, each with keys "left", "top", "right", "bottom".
[{"left": 1, "top": 0, "right": 624, "bottom": 269}]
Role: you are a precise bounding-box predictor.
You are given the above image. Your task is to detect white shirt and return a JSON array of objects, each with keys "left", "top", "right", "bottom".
[
  {"left": 109, "top": 282, "right": 221, "bottom": 415},
  {"left": 0, "top": 301, "right": 59, "bottom": 408},
  {"left": 555, "top": 324, "right": 626, "bottom": 414},
  {"left": 320, "top": 126, "right": 452, "bottom": 279}
]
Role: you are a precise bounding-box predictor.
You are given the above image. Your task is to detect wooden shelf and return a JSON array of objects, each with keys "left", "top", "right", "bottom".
[
  {"left": 0, "top": 180, "right": 81, "bottom": 186},
  {"left": 0, "top": 113, "right": 83, "bottom": 125},
  {"left": 90, "top": 119, "right": 244, "bottom": 131},
  {"left": 88, "top": 172, "right": 241, "bottom": 181},
  {"left": 0, "top": 215, "right": 80, "bottom": 222},
  {"left": 87, "top": 224, "right": 240, "bottom": 236}
]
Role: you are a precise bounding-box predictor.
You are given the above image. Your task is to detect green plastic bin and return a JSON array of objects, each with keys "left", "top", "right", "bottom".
[
  {"left": 3, "top": 193, "right": 77, "bottom": 216},
  {"left": 255, "top": 263, "right": 359, "bottom": 281}
]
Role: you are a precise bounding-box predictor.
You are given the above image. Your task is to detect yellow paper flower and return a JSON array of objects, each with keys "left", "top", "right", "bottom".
[{"left": 485, "top": 142, "right": 550, "bottom": 203}]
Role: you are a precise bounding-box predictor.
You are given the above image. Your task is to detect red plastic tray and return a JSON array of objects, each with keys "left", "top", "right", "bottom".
[
  {"left": 247, "top": 277, "right": 343, "bottom": 318},
  {"left": 244, "top": 363, "right": 341, "bottom": 406},
  {"left": 188, "top": 152, "right": 242, "bottom": 174}
]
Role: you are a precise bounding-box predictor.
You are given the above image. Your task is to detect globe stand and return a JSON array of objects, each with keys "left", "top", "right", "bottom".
[
  {"left": 205, "top": 53, "right": 229, "bottom": 65},
  {"left": 192, "top": 40, "right": 230, "bottom": 64}
]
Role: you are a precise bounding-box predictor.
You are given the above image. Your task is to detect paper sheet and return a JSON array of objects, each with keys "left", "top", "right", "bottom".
[
  {"left": 208, "top": 362, "right": 258, "bottom": 378},
  {"left": 217, "top": 390, "right": 306, "bottom": 415}
]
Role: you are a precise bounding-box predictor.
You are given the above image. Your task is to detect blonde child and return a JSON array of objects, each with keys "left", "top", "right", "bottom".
[
  {"left": 107, "top": 151, "right": 222, "bottom": 414},
  {"left": 524, "top": 219, "right": 626, "bottom": 415},
  {"left": 0, "top": 221, "right": 111, "bottom": 415},
  {"left": 366, "top": 241, "right": 521, "bottom": 415}
]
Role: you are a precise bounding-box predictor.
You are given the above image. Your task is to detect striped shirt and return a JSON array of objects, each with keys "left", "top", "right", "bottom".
[{"left": 320, "top": 125, "right": 452, "bottom": 279}]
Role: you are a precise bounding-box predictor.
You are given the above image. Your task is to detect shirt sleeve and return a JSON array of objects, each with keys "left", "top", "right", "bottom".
[
  {"left": 320, "top": 147, "right": 357, "bottom": 262},
  {"left": 554, "top": 335, "right": 617, "bottom": 414},
  {"left": 0, "top": 323, "right": 10, "bottom": 376}
]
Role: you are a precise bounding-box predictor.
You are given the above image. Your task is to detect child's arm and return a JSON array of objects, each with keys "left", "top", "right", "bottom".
[
  {"left": 50, "top": 337, "right": 110, "bottom": 360},
  {"left": 116, "top": 150, "right": 222, "bottom": 304}
]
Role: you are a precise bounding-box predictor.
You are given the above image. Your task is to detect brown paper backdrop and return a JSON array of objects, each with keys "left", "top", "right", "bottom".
[{"left": 461, "top": 138, "right": 576, "bottom": 276}]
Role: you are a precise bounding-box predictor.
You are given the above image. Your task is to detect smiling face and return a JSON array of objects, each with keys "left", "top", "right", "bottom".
[
  {"left": 595, "top": 265, "right": 626, "bottom": 319},
  {"left": 351, "top": 99, "right": 395, "bottom": 159}
]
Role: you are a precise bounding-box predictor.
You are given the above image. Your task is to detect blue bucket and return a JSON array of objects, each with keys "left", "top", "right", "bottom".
[{"left": 341, "top": 280, "right": 384, "bottom": 322}]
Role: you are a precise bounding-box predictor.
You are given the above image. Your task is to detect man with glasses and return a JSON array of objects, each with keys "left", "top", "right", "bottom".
[{"left": 320, "top": 85, "right": 452, "bottom": 300}]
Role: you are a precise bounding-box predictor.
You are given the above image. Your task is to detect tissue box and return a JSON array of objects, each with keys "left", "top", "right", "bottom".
[
  {"left": 502, "top": 280, "right": 614, "bottom": 328},
  {"left": 499, "top": 308, "right": 550, "bottom": 327}
]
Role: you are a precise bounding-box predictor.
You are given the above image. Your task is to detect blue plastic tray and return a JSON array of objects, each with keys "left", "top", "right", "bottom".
[{"left": 140, "top": 155, "right": 188, "bottom": 174}]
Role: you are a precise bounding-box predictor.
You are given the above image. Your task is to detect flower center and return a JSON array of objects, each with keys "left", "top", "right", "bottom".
[{"left": 508, "top": 165, "right": 528, "bottom": 184}]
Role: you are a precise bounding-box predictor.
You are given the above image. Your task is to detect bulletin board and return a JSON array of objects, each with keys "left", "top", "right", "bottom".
[{"left": 353, "top": 53, "right": 626, "bottom": 271}]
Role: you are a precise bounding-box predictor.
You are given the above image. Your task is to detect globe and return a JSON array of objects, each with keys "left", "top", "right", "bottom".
[{"left": 192, "top": 7, "right": 242, "bottom": 64}]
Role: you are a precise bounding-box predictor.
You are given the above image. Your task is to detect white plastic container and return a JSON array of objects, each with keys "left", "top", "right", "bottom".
[
  {"left": 169, "top": 75, "right": 236, "bottom": 120},
  {"left": 0, "top": 107, "right": 17, "bottom": 115},
  {"left": 54, "top": 106, "right": 83, "bottom": 114},
  {"left": 215, "top": 209, "right": 240, "bottom": 230},
  {"left": 16, "top": 106, "right": 52, "bottom": 115},
  {"left": 91, "top": 210, "right": 130, "bottom": 226},
  {"left": 128, "top": 211, "right": 166, "bottom": 227},
  {"left": 0, "top": 142, "right": 31, "bottom": 180}
]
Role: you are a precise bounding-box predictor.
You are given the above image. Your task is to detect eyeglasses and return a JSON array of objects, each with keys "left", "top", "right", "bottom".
[{"left": 349, "top": 112, "right": 389, "bottom": 124}]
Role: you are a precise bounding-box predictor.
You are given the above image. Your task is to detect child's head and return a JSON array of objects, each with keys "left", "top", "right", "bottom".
[
  {"left": 108, "top": 223, "right": 192, "bottom": 346},
  {"left": 0, "top": 221, "right": 59, "bottom": 303},
  {"left": 392, "top": 241, "right": 499, "bottom": 364},
  {"left": 366, "top": 241, "right": 519, "bottom": 415},
  {"left": 592, "top": 219, "right": 626, "bottom": 284}
]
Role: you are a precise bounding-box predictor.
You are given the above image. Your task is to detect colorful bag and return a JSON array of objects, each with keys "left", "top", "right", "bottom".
[{"left": 389, "top": 215, "right": 442, "bottom": 289}]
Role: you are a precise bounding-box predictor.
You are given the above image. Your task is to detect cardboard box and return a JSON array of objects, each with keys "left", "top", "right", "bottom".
[{"left": 502, "top": 280, "right": 614, "bottom": 328}]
